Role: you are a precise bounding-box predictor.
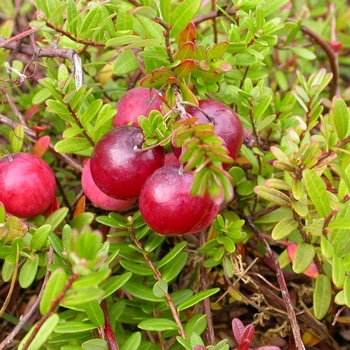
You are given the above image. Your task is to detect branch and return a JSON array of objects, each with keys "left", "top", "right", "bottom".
[
  {"left": 21, "top": 273, "right": 79, "bottom": 350},
  {"left": 101, "top": 299, "right": 119, "bottom": 350},
  {"left": 129, "top": 233, "right": 187, "bottom": 339},
  {"left": 0, "top": 247, "right": 54, "bottom": 350},
  {"left": 245, "top": 216, "right": 306, "bottom": 350}
]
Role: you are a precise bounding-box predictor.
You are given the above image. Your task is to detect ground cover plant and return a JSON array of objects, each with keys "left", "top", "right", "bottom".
[{"left": 0, "top": 0, "right": 350, "bottom": 349}]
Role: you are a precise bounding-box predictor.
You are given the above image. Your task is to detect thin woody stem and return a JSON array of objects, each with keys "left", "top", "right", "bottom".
[{"left": 129, "top": 233, "right": 186, "bottom": 339}]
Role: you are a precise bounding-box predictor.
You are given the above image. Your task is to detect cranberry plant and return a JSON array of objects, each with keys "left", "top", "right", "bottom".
[{"left": 0, "top": 0, "right": 350, "bottom": 349}]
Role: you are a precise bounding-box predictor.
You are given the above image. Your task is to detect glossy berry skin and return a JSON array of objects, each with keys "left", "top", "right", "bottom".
[
  {"left": 0, "top": 152, "right": 56, "bottom": 218},
  {"left": 82, "top": 159, "right": 135, "bottom": 211},
  {"left": 90, "top": 125, "right": 164, "bottom": 200},
  {"left": 186, "top": 100, "right": 244, "bottom": 160},
  {"left": 139, "top": 165, "right": 220, "bottom": 235},
  {"left": 113, "top": 87, "right": 163, "bottom": 127}
]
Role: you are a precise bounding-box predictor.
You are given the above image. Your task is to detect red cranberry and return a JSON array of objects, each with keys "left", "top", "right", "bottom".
[
  {"left": 90, "top": 125, "right": 164, "bottom": 200},
  {"left": 0, "top": 152, "right": 56, "bottom": 218},
  {"left": 139, "top": 165, "right": 220, "bottom": 235},
  {"left": 82, "top": 159, "right": 135, "bottom": 211},
  {"left": 113, "top": 87, "right": 163, "bottom": 127}
]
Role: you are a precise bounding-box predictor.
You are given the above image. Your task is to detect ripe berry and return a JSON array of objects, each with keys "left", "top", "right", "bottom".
[
  {"left": 90, "top": 125, "right": 164, "bottom": 200},
  {"left": 113, "top": 87, "right": 163, "bottom": 127},
  {"left": 186, "top": 99, "right": 243, "bottom": 160},
  {"left": 82, "top": 159, "right": 135, "bottom": 211},
  {"left": 139, "top": 165, "right": 220, "bottom": 235},
  {"left": 0, "top": 152, "right": 56, "bottom": 218}
]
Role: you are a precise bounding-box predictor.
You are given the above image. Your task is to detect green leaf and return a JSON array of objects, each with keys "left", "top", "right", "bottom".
[
  {"left": 157, "top": 241, "right": 187, "bottom": 269},
  {"left": 19, "top": 255, "right": 39, "bottom": 288},
  {"left": 123, "top": 280, "right": 164, "bottom": 302},
  {"left": 320, "top": 235, "right": 334, "bottom": 259},
  {"left": 271, "top": 217, "right": 298, "bottom": 240},
  {"left": 106, "top": 35, "right": 142, "bottom": 47},
  {"left": 82, "top": 339, "right": 108, "bottom": 350},
  {"left": 332, "top": 255, "right": 345, "bottom": 289},
  {"left": 69, "top": 212, "right": 95, "bottom": 230},
  {"left": 254, "top": 186, "right": 291, "bottom": 207},
  {"left": 100, "top": 272, "right": 132, "bottom": 299},
  {"left": 169, "top": 0, "right": 201, "bottom": 37},
  {"left": 138, "top": 318, "right": 178, "bottom": 331},
  {"left": 9, "top": 124, "right": 24, "bottom": 153},
  {"left": 303, "top": 169, "right": 332, "bottom": 217},
  {"left": 113, "top": 50, "right": 138, "bottom": 76},
  {"left": 30, "top": 224, "right": 51, "bottom": 251},
  {"left": 185, "top": 314, "right": 207, "bottom": 336},
  {"left": 46, "top": 100, "right": 74, "bottom": 123},
  {"left": 160, "top": 0, "right": 171, "bottom": 24},
  {"left": 40, "top": 268, "right": 68, "bottom": 314},
  {"left": 313, "top": 274, "right": 331, "bottom": 319},
  {"left": 80, "top": 99, "right": 103, "bottom": 127},
  {"left": 153, "top": 279, "right": 168, "bottom": 298},
  {"left": 327, "top": 218, "right": 350, "bottom": 230},
  {"left": 159, "top": 252, "right": 188, "bottom": 283},
  {"left": 344, "top": 276, "right": 350, "bottom": 307},
  {"left": 116, "top": 3, "right": 133, "bottom": 31},
  {"left": 72, "top": 269, "right": 111, "bottom": 290},
  {"left": 18, "top": 314, "right": 59, "bottom": 350},
  {"left": 263, "top": 0, "right": 289, "bottom": 16},
  {"left": 82, "top": 300, "right": 104, "bottom": 327},
  {"left": 253, "top": 95, "right": 272, "bottom": 120},
  {"left": 332, "top": 97, "right": 350, "bottom": 141},
  {"left": 120, "top": 332, "right": 142, "bottom": 350},
  {"left": 45, "top": 208, "right": 69, "bottom": 230},
  {"left": 119, "top": 260, "right": 154, "bottom": 276},
  {"left": 54, "top": 321, "right": 97, "bottom": 333},
  {"left": 61, "top": 287, "right": 105, "bottom": 307},
  {"left": 290, "top": 47, "right": 316, "bottom": 60},
  {"left": 54, "top": 138, "right": 92, "bottom": 154},
  {"left": 292, "top": 242, "right": 315, "bottom": 274},
  {"left": 177, "top": 288, "right": 220, "bottom": 311}
]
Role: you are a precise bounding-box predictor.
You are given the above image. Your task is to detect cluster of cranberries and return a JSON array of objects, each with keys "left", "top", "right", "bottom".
[
  {"left": 0, "top": 87, "right": 243, "bottom": 236},
  {"left": 84, "top": 87, "right": 244, "bottom": 236}
]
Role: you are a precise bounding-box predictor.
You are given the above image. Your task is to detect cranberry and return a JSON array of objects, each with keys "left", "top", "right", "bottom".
[
  {"left": 113, "top": 87, "right": 163, "bottom": 127},
  {"left": 139, "top": 165, "right": 220, "bottom": 235},
  {"left": 90, "top": 125, "right": 164, "bottom": 200},
  {"left": 82, "top": 159, "right": 135, "bottom": 211},
  {"left": 0, "top": 152, "right": 56, "bottom": 218}
]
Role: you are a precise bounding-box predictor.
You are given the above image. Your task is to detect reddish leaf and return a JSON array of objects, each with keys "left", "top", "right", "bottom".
[
  {"left": 172, "top": 59, "right": 195, "bottom": 78},
  {"left": 176, "top": 21, "right": 196, "bottom": 47},
  {"left": 256, "top": 346, "right": 282, "bottom": 350},
  {"left": 232, "top": 318, "right": 246, "bottom": 344},
  {"left": 45, "top": 197, "right": 60, "bottom": 218},
  {"left": 74, "top": 195, "right": 86, "bottom": 217},
  {"left": 32, "top": 135, "right": 51, "bottom": 158},
  {"left": 237, "top": 340, "right": 252, "bottom": 350},
  {"left": 140, "top": 68, "right": 174, "bottom": 88},
  {"left": 242, "top": 324, "right": 255, "bottom": 343},
  {"left": 175, "top": 41, "right": 195, "bottom": 60}
]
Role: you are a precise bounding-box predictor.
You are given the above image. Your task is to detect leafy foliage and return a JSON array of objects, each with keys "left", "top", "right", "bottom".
[{"left": 1, "top": 0, "right": 350, "bottom": 349}]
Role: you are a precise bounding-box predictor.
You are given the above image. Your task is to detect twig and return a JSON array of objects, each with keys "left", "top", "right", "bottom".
[
  {"left": 245, "top": 216, "right": 306, "bottom": 350},
  {"left": 0, "top": 247, "right": 54, "bottom": 350},
  {"left": 21, "top": 272, "right": 79, "bottom": 350},
  {"left": 101, "top": 299, "right": 119, "bottom": 350},
  {"left": 154, "top": 17, "right": 174, "bottom": 63},
  {"left": 129, "top": 233, "right": 187, "bottom": 339}
]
